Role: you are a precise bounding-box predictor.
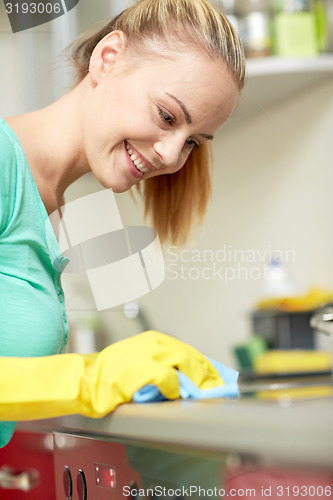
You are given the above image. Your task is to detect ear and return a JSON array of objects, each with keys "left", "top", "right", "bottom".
[{"left": 89, "top": 30, "right": 127, "bottom": 84}]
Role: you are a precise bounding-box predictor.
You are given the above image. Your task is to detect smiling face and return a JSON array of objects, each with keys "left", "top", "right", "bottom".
[{"left": 80, "top": 32, "right": 239, "bottom": 193}]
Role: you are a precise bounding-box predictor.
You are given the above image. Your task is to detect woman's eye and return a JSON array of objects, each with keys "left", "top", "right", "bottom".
[
  {"left": 185, "top": 138, "right": 199, "bottom": 150},
  {"left": 158, "top": 108, "right": 174, "bottom": 126}
]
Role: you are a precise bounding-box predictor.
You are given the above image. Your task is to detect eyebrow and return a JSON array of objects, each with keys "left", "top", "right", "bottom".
[{"left": 166, "top": 92, "right": 214, "bottom": 141}]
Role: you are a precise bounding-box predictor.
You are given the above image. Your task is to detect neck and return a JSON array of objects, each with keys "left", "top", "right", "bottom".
[{"left": 6, "top": 80, "right": 91, "bottom": 214}]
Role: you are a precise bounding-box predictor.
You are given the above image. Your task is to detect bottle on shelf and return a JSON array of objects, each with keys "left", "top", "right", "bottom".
[
  {"left": 262, "top": 255, "right": 295, "bottom": 299},
  {"left": 219, "top": 0, "right": 240, "bottom": 33},
  {"left": 273, "top": 0, "right": 320, "bottom": 56},
  {"left": 235, "top": 0, "right": 273, "bottom": 58}
]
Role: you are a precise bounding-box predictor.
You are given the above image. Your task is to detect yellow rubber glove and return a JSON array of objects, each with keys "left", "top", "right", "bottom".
[{"left": 0, "top": 331, "right": 223, "bottom": 421}]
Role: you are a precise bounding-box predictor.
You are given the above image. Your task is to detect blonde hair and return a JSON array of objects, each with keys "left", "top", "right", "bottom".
[{"left": 70, "top": 0, "right": 246, "bottom": 244}]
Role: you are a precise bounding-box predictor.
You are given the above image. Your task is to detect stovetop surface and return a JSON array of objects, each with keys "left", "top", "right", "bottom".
[{"left": 238, "top": 370, "right": 333, "bottom": 401}]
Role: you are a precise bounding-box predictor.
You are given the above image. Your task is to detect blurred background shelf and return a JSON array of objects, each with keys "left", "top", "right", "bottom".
[
  {"left": 227, "top": 54, "right": 333, "bottom": 125},
  {"left": 246, "top": 54, "right": 333, "bottom": 76}
]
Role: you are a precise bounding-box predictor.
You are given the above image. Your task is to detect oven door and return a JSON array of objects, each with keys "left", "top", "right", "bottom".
[{"left": 0, "top": 430, "right": 55, "bottom": 500}]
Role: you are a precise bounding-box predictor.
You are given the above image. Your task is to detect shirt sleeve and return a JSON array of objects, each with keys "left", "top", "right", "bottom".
[{"left": 0, "top": 127, "right": 17, "bottom": 236}]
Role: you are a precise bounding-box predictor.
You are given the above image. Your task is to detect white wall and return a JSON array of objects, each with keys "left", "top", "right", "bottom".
[
  {"left": 0, "top": 1, "right": 64, "bottom": 114},
  {"left": 0, "top": 5, "right": 23, "bottom": 116}
]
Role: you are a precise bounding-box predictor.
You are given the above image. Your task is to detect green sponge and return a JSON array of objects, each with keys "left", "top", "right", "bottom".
[{"left": 234, "top": 336, "right": 268, "bottom": 371}]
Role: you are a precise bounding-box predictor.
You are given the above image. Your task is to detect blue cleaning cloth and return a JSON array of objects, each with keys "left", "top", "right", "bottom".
[{"left": 133, "top": 356, "right": 239, "bottom": 403}]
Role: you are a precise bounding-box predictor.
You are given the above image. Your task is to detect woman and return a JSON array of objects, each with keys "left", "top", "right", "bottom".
[{"left": 0, "top": 0, "right": 245, "bottom": 447}]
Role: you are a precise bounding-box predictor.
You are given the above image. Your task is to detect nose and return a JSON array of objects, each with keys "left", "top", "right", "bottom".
[{"left": 153, "top": 134, "right": 186, "bottom": 171}]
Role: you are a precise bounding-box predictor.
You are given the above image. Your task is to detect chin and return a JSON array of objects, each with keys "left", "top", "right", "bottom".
[
  {"left": 95, "top": 175, "right": 136, "bottom": 194},
  {"left": 91, "top": 160, "right": 140, "bottom": 193},
  {"left": 111, "top": 185, "right": 131, "bottom": 194}
]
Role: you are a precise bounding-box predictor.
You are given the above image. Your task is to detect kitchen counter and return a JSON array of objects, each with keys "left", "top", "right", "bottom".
[{"left": 18, "top": 392, "right": 333, "bottom": 469}]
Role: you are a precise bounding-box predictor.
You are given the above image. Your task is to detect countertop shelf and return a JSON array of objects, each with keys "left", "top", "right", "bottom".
[
  {"left": 18, "top": 394, "right": 333, "bottom": 468},
  {"left": 226, "top": 54, "right": 333, "bottom": 126},
  {"left": 246, "top": 54, "right": 333, "bottom": 77}
]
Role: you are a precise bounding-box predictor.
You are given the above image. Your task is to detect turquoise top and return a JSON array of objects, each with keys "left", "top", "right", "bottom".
[{"left": 0, "top": 118, "right": 69, "bottom": 447}]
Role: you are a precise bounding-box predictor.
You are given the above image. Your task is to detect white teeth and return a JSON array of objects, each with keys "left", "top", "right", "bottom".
[
  {"left": 126, "top": 143, "right": 150, "bottom": 173},
  {"left": 137, "top": 165, "right": 150, "bottom": 173}
]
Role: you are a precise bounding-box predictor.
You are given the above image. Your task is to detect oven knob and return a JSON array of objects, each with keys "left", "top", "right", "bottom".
[
  {"left": 129, "top": 481, "right": 140, "bottom": 499},
  {"left": 77, "top": 469, "right": 87, "bottom": 500},
  {"left": 63, "top": 466, "right": 72, "bottom": 499}
]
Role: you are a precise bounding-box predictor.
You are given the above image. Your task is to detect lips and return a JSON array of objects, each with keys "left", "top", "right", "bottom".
[{"left": 125, "top": 141, "right": 155, "bottom": 174}]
